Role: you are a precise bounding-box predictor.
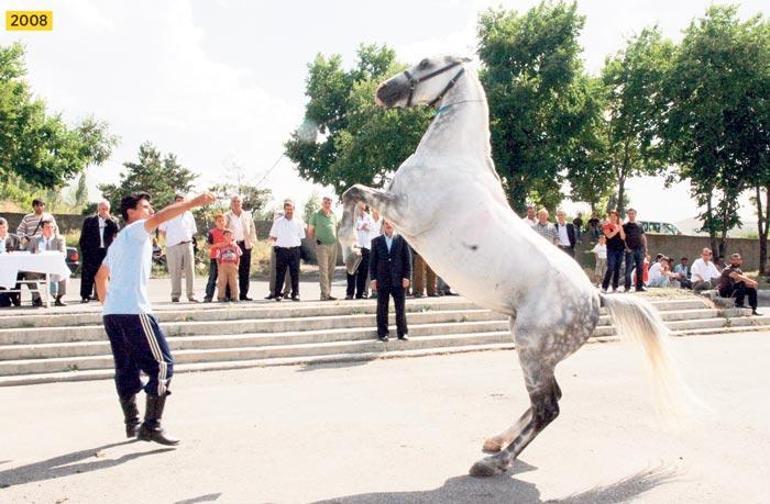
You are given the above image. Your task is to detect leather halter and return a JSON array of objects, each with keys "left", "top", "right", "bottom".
[{"left": 403, "top": 61, "right": 465, "bottom": 108}]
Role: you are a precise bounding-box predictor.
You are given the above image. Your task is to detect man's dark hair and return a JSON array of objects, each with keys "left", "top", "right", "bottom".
[
  {"left": 681, "top": 257, "right": 688, "bottom": 261},
  {"left": 32, "top": 198, "right": 45, "bottom": 207},
  {"left": 120, "top": 192, "right": 151, "bottom": 221},
  {"left": 40, "top": 219, "right": 53, "bottom": 227}
]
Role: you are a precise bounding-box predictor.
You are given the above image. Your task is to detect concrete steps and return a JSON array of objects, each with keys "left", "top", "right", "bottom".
[{"left": 0, "top": 295, "right": 765, "bottom": 387}]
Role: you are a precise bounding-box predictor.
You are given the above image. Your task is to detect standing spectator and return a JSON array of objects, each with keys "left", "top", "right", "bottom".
[
  {"left": 225, "top": 195, "right": 259, "bottom": 301},
  {"left": 622, "top": 208, "right": 647, "bottom": 292},
  {"left": 691, "top": 248, "right": 721, "bottom": 292},
  {"left": 524, "top": 205, "right": 537, "bottom": 227},
  {"left": 79, "top": 200, "right": 119, "bottom": 303},
  {"left": 533, "top": 209, "right": 558, "bottom": 245},
  {"left": 368, "top": 209, "right": 383, "bottom": 299},
  {"left": 587, "top": 213, "right": 601, "bottom": 240},
  {"left": 27, "top": 220, "right": 68, "bottom": 306},
  {"left": 555, "top": 209, "right": 577, "bottom": 257},
  {"left": 307, "top": 195, "right": 339, "bottom": 301},
  {"left": 95, "top": 191, "right": 216, "bottom": 446},
  {"left": 0, "top": 217, "right": 23, "bottom": 307},
  {"left": 159, "top": 194, "right": 199, "bottom": 303},
  {"left": 268, "top": 199, "right": 305, "bottom": 302},
  {"left": 215, "top": 229, "right": 242, "bottom": 303},
  {"left": 601, "top": 210, "right": 626, "bottom": 293},
  {"left": 673, "top": 257, "right": 693, "bottom": 289},
  {"left": 347, "top": 203, "right": 375, "bottom": 299},
  {"left": 413, "top": 252, "right": 438, "bottom": 298},
  {"left": 266, "top": 209, "right": 292, "bottom": 300},
  {"left": 572, "top": 212, "right": 584, "bottom": 242},
  {"left": 718, "top": 253, "right": 762, "bottom": 315},
  {"left": 369, "top": 220, "right": 412, "bottom": 342},
  {"left": 16, "top": 198, "right": 58, "bottom": 245},
  {"left": 587, "top": 234, "right": 607, "bottom": 286},
  {"left": 203, "top": 214, "right": 227, "bottom": 303}
]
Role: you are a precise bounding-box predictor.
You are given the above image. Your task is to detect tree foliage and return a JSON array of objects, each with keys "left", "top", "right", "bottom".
[
  {"left": 98, "top": 142, "right": 198, "bottom": 213},
  {"left": 0, "top": 43, "right": 117, "bottom": 189},
  {"left": 660, "top": 6, "right": 770, "bottom": 256},
  {"left": 285, "top": 44, "right": 433, "bottom": 195},
  {"left": 478, "top": 1, "right": 600, "bottom": 213}
]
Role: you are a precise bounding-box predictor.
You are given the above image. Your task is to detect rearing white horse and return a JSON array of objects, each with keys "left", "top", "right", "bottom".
[{"left": 339, "top": 55, "right": 685, "bottom": 477}]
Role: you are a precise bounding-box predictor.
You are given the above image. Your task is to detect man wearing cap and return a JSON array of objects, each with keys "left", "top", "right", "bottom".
[{"left": 307, "top": 195, "right": 339, "bottom": 301}]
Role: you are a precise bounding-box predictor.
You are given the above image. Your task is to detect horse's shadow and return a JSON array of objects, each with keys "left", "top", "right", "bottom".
[
  {"left": 0, "top": 441, "right": 174, "bottom": 488},
  {"left": 312, "top": 463, "right": 678, "bottom": 504}
]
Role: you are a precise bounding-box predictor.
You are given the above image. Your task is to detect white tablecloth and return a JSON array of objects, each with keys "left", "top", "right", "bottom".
[{"left": 0, "top": 252, "right": 71, "bottom": 289}]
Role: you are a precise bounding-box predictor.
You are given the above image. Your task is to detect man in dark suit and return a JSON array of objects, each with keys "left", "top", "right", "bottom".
[
  {"left": 554, "top": 209, "right": 577, "bottom": 257},
  {"left": 0, "top": 217, "right": 23, "bottom": 307},
  {"left": 369, "top": 220, "right": 412, "bottom": 342},
  {"left": 79, "top": 200, "right": 119, "bottom": 303}
]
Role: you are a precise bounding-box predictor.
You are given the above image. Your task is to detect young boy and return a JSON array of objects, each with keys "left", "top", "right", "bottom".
[
  {"left": 204, "top": 214, "right": 228, "bottom": 303},
  {"left": 96, "top": 191, "right": 215, "bottom": 445},
  {"left": 215, "top": 229, "right": 242, "bottom": 302},
  {"left": 587, "top": 234, "right": 607, "bottom": 285}
]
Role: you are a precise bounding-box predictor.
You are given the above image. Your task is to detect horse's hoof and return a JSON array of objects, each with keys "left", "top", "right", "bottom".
[
  {"left": 469, "top": 457, "right": 508, "bottom": 478},
  {"left": 482, "top": 437, "right": 503, "bottom": 453}
]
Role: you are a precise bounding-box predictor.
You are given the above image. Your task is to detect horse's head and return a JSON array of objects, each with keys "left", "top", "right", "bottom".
[{"left": 375, "top": 55, "right": 471, "bottom": 109}]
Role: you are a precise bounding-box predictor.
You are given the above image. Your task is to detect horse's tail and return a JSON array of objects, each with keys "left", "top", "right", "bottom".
[{"left": 600, "top": 293, "right": 697, "bottom": 419}]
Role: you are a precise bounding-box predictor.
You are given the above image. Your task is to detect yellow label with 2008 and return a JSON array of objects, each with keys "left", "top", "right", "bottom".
[{"left": 5, "top": 11, "right": 53, "bottom": 31}]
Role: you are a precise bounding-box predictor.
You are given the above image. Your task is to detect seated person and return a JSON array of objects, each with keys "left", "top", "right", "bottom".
[
  {"left": 27, "top": 220, "right": 68, "bottom": 307},
  {"left": 0, "top": 217, "right": 23, "bottom": 307},
  {"left": 673, "top": 257, "right": 692, "bottom": 289},
  {"left": 718, "top": 253, "right": 761, "bottom": 316},
  {"left": 647, "top": 257, "right": 673, "bottom": 288},
  {"left": 691, "top": 248, "right": 721, "bottom": 292}
]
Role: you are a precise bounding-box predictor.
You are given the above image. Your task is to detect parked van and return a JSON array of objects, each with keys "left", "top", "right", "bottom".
[{"left": 639, "top": 221, "right": 682, "bottom": 235}]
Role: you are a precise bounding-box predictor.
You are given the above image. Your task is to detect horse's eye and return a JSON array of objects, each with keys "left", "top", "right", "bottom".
[{"left": 418, "top": 59, "right": 430, "bottom": 70}]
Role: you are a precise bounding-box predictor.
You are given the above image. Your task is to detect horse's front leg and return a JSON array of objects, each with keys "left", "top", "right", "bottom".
[{"left": 339, "top": 184, "right": 405, "bottom": 249}]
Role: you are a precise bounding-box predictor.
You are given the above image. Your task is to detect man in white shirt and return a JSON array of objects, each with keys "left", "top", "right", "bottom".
[
  {"left": 159, "top": 194, "right": 199, "bottom": 303},
  {"left": 226, "top": 195, "right": 259, "bottom": 301},
  {"left": 268, "top": 199, "right": 305, "bottom": 301},
  {"left": 690, "top": 247, "right": 721, "bottom": 292},
  {"left": 524, "top": 205, "right": 537, "bottom": 227},
  {"left": 346, "top": 203, "right": 375, "bottom": 299}
]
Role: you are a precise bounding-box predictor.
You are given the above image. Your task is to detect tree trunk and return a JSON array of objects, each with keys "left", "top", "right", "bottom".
[
  {"left": 707, "top": 197, "right": 719, "bottom": 256},
  {"left": 760, "top": 184, "right": 769, "bottom": 276},
  {"left": 616, "top": 175, "right": 626, "bottom": 217}
]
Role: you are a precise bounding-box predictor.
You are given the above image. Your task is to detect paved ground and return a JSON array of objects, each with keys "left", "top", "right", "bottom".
[{"left": 0, "top": 331, "right": 768, "bottom": 503}]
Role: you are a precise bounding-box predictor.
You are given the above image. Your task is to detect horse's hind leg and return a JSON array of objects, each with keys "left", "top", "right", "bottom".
[
  {"left": 470, "top": 344, "right": 561, "bottom": 477},
  {"left": 482, "top": 408, "right": 531, "bottom": 453}
]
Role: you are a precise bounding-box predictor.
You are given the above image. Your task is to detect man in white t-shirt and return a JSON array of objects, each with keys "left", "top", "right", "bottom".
[
  {"left": 96, "top": 191, "right": 215, "bottom": 446},
  {"left": 159, "top": 194, "right": 199, "bottom": 303},
  {"left": 690, "top": 247, "right": 721, "bottom": 292},
  {"left": 268, "top": 199, "right": 306, "bottom": 301}
]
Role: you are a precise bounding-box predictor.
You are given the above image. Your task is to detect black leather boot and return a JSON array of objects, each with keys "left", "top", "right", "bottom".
[
  {"left": 119, "top": 395, "right": 140, "bottom": 438},
  {"left": 137, "top": 394, "right": 179, "bottom": 446}
]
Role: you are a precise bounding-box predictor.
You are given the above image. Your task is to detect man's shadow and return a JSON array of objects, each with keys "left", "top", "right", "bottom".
[
  {"left": 312, "top": 461, "right": 678, "bottom": 504},
  {"left": 0, "top": 441, "right": 174, "bottom": 488}
]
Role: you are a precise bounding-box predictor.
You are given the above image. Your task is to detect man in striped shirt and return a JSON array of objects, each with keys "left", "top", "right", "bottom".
[{"left": 16, "top": 199, "right": 58, "bottom": 245}]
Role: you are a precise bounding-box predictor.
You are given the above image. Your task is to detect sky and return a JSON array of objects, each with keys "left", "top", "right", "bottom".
[{"left": 1, "top": 0, "right": 766, "bottom": 223}]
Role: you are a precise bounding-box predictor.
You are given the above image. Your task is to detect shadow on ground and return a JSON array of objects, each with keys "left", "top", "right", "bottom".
[
  {"left": 173, "top": 493, "right": 223, "bottom": 504},
  {"left": 313, "top": 463, "right": 678, "bottom": 504},
  {"left": 297, "top": 356, "right": 379, "bottom": 373},
  {"left": 0, "top": 441, "right": 174, "bottom": 488}
]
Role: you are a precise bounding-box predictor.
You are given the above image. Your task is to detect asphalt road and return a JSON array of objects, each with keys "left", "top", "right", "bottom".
[{"left": 0, "top": 331, "right": 768, "bottom": 503}]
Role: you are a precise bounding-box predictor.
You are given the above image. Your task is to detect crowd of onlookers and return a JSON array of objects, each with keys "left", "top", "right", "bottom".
[{"left": 524, "top": 205, "right": 762, "bottom": 316}]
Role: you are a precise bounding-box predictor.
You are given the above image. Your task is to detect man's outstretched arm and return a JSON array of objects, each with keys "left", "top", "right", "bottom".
[{"left": 144, "top": 193, "right": 216, "bottom": 234}]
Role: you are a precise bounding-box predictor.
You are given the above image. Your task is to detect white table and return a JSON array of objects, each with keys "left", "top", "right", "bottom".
[{"left": 0, "top": 252, "right": 71, "bottom": 308}]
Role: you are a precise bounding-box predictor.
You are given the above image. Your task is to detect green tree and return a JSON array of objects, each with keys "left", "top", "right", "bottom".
[
  {"left": 285, "top": 44, "right": 432, "bottom": 195},
  {"left": 477, "top": 1, "right": 601, "bottom": 213},
  {"left": 0, "top": 43, "right": 117, "bottom": 190},
  {"left": 303, "top": 192, "right": 321, "bottom": 222},
  {"left": 600, "top": 28, "right": 673, "bottom": 216},
  {"left": 661, "top": 6, "right": 767, "bottom": 257},
  {"left": 99, "top": 142, "right": 198, "bottom": 215}
]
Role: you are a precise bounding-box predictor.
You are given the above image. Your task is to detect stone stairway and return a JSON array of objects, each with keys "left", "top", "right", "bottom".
[{"left": 0, "top": 296, "right": 768, "bottom": 387}]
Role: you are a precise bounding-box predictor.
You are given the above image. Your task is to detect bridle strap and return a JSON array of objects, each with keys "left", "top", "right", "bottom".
[{"left": 403, "top": 61, "right": 465, "bottom": 108}]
